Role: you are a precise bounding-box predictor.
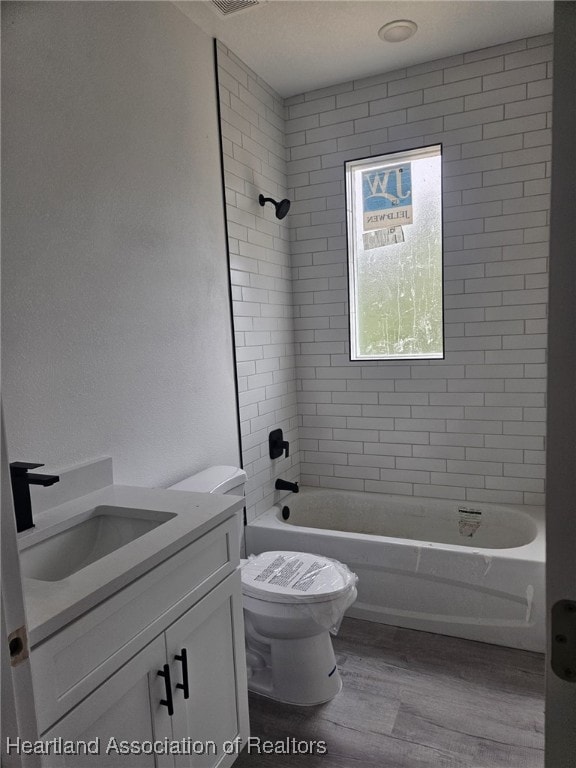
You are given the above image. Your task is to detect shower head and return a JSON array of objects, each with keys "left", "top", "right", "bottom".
[{"left": 258, "top": 194, "right": 291, "bottom": 220}]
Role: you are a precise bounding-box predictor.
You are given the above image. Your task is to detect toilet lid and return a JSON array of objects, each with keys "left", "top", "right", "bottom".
[{"left": 241, "top": 551, "right": 355, "bottom": 604}]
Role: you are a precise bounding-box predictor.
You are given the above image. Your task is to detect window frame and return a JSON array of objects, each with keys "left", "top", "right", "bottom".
[{"left": 344, "top": 144, "right": 445, "bottom": 363}]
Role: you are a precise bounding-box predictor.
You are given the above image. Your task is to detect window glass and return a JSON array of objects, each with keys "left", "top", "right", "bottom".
[{"left": 345, "top": 145, "right": 444, "bottom": 361}]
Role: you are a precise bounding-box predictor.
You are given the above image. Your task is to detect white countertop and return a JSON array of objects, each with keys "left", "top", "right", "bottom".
[{"left": 18, "top": 485, "right": 244, "bottom": 645}]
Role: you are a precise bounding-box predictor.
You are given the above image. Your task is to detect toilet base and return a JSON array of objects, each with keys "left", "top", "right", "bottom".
[{"left": 245, "top": 632, "right": 342, "bottom": 706}]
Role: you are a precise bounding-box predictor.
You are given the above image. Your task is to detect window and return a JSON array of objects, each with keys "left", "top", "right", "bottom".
[{"left": 345, "top": 144, "right": 444, "bottom": 361}]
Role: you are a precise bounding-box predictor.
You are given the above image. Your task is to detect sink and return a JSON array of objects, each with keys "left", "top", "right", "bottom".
[{"left": 19, "top": 506, "right": 176, "bottom": 582}]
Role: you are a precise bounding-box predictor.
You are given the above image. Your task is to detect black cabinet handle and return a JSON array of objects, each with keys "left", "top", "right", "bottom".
[
  {"left": 175, "top": 648, "right": 190, "bottom": 699},
  {"left": 157, "top": 664, "right": 174, "bottom": 716}
]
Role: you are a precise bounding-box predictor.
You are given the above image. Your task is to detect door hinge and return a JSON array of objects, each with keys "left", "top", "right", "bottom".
[
  {"left": 551, "top": 600, "right": 576, "bottom": 682},
  {"left": 8, "top": 625, "right": 29, "bottom": 667}
]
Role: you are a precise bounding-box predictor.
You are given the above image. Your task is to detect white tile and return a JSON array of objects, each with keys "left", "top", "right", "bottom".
[
  {"left": 397, "top": 457, "right": 447, "bottom": 472},
  {"left": 466, "top": 488, "right": 523, "bottom": 504},
  {"left": 408, "top": 53, "right": 464, "bottom": 77},
  {"left": 461, "top": 134, "right": 522, "bottom": 159},
  {"left": 505, "top": 96, "right": 552, "bottom": 119},
  {"left": 464, "top": 405, "right": 523, "bottom": 420},
  {"left": 288, "top": 96, "right": 336, "bottom": 119},
  {"left": 414, "top": 444, "right": 465, "bottom": 460},
  {"left": 425, "top": 125, "right": 483, "bottom": 147},
  {"left": 335, "top": 465, "right": 379, "bottom": 481},
  {"left": 464, "top": 40, "right": 526, "bottom": 63},
  {"left": 424, "top": 78, "right": 482, "bottom": 103},
  {"left": 467, "top": 447, "right": 523, "bottom": 463},
  {"left": 430, "top": 472, "right": 485, "bottom": 488},
  {"left": 527, "top": 80, "right": 553, "bottom": 99},
  {"left": 504, "top": 46, "right": 553, "bottom": 70},
  {"left": 349, "top": 454, "right": 395, "bottom": 469},
  {"left": 318, "top": 439, "right": 363, "bottom": 453},
  {"left": 485, "top": 304, "right": 546, "bottom": 321},
  {"left": 503, "top": 288, "right": 548, "bottom": 305},
  {"left": 431, "top": 432, "right": 485, "bottom": 447},
  {"left": 450, "top": 107, "right": 508, "bottom": 135},
  {"left": 365, "top": 480, "right": 413, "bottom": 495},
  {"left": 447, "top": 419, "right": 503, "bottom": 434},
  {"left": 388, "top": 70, "right": 443, "bottom": 95},
  {"left": 486, "top": 434, "right": 544, "bottom": 450},
  {"left": 333, "top": 428, "right": 380, "bottom": 442},
  {"left": 389, "top": 117, "right": 443, "bottom": 140},
  {"left": 527, "top": 33, "right": 553, "bottom": 48},
  {"left": 444, "top": 57, "right": 504, "bottom": 83},
  {"left": 465, "top": 275, "right": 524, "bottom": 293},
  {"left": 465, "top": 84, "right": 526, "bottom": 111},
  {"left": 502, "top": 334, "right": 547, "bottom": 350},
  {"left": 408, "top": 97, "right": 464, "bottom": 122},
  {"left": 483, "top": 113, "right": 546, "bottom": 139},
  {"left": 448, "top": 459, "right": 503, "bottom": 475},
  {"left": 483, "top": 63, "right": 548, "bottom": 91},
  {"left": 364, "top": 442, "right": 412, "bottom": 457},
  {"left": 380, "top": 468, "right": 430, "bottom": 484},
  {"left": 485, "top": 475, "right": 544, "bottom": 493},
  {"left": 444, "top": 155, "right": 502, "bottom": 177},
  {"left": 503, "top": 145, "right": 551, "bottom": 168},
  {"left": 362, "top": 404, "right": 411, "bottom": 418},
  {"left": 414, "top": 484, "right": 467, "bottom": 500},
  {"left": 319, "top": 103, "right": 370, "bottom": 126}
]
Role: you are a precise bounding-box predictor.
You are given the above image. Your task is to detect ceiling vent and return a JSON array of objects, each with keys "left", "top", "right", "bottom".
[{"left": 210, "top": 0, "right": 261, "bottom": 17}]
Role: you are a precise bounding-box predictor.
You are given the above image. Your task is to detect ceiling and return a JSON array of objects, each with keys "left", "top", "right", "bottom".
[{"left": 175, "top": 0, "right": 553, "bottom": 98}]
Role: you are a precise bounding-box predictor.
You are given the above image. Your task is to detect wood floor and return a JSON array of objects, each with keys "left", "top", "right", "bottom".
[{"left": 235, "top": 618, "right": 545, "bottom": 768}]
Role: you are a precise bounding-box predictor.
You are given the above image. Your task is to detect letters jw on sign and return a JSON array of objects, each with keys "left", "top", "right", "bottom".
[{"left": 362, "top": 164, "right": 413, "bottom": 230}]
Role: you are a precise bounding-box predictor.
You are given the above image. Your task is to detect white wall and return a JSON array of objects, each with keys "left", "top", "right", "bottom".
[
  {"left": 1, "top": 2, "right": 240, "bottom": 487},
  {"left": 217, "top": 43, "right": 300, "bottom": 522},
  {"left": 287, "top": 35, "right": 552, "bottom": 506}
]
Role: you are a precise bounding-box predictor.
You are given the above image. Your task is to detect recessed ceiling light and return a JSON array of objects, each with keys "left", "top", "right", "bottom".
[{"left": 378, "top": 19, "right": 418, "bottom": 43}]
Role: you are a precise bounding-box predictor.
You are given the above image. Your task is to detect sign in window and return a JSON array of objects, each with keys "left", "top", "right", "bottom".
[{"left": 345, "top": 145, "right": 444, "bottom": 361}]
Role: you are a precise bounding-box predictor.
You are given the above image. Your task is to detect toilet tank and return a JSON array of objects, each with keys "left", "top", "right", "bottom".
[{"left": 168, "top": 465, "right": 246, "bottom": 496}]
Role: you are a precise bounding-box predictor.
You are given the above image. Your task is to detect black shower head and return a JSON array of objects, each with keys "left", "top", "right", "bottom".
[{"left": 259, "top": 194, "right": 291, "bottom": 220}]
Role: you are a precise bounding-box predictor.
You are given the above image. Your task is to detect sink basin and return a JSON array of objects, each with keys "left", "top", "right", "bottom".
[{"left": 19, "top": 506, "right": 176, "bottom": 582}]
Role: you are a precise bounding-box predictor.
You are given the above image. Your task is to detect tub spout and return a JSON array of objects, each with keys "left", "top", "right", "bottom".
[{"left": 275, "top": 478, "right": 299, "bottom": 493}]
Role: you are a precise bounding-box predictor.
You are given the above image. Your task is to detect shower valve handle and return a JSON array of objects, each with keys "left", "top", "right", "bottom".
[{"left": 269, "top": 429, "right": 289, "bottom": 460}]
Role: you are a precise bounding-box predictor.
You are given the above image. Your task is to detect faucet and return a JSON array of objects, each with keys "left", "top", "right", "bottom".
[
  {"left": 275, "top": 478, "right": 299, "bottom": 494},
  {"left": 10, "top": 462, "right": 60, "bottom": 533},
  {"left": 269, "top": 429, "right": 289, "bottom": 460}
]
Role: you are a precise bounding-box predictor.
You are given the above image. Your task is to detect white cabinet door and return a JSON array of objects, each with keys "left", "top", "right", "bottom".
[
  {"left": 43, "top": 636, "right": 174, "bottom": 768},
  {"left": 166, "top": 575, "right": 249, "bottom": 768}
]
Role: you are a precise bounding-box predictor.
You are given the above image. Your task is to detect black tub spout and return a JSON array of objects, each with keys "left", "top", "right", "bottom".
[{"left": 275, "top": 478, "right": 299, "bottom": 493}]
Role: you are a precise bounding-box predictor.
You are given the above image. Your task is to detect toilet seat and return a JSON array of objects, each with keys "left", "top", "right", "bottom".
[{"left": 241, "top": 550, "right": 355, "bottom": 604}]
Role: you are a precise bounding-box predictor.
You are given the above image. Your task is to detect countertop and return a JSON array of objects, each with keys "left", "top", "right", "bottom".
[{"left": 18, "top": 485, "right": 244, "bottom": 645}]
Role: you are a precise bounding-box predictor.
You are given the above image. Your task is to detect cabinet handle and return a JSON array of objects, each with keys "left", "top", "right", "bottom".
[
  {"left": 175, "top": 648, "right": 190, "bottom": 699},
  {"left": 157, "top": 663, "right": 174, "bottom": 716}
]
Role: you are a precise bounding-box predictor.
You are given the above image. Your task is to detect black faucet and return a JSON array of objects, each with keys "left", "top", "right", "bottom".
[
  {"left": 269, "top": 429, "right": 289, "bottom": 460},
  {"left": 275, "top": 478, "right": 299, "bottom": 494},
  {"left": 10, "top": 462, "right": 60, "bottom": 533}
]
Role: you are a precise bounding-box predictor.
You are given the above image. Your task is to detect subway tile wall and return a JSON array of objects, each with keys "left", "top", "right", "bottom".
[
  {"left": 219, "top": 34, "right": 551, "bottom": 515},
  {"left": 217, "top": 43, "right": 299, "bottom": 522},
  {"left": 286, "top": 35, "right": 552, "bottom": 506}
]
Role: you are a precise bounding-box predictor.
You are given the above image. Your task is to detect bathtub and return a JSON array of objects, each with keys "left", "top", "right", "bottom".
[{"left": 245, "top": 487, "right": 545, "bottom": 652}]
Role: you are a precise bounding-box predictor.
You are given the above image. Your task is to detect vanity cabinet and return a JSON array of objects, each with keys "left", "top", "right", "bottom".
[
  {"left": 31, "top": 514, "right": 249, "bottom": 768},
  {"left": 42, "top": 636, "right": 171, "bottom": 768}
]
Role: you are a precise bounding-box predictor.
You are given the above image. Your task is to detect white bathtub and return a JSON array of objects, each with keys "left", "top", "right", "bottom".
[{"left": 245, "top": 487, "right": 545, "bottom": 652}]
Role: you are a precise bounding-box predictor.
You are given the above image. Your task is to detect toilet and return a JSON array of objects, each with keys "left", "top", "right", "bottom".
[{"left": 168, "top": 466, "right": 357, "bottom": 705}]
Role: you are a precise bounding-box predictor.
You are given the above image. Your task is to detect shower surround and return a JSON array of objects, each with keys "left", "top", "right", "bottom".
[{"left": 217, "top": 34, "right": 552, "bottom": 522}]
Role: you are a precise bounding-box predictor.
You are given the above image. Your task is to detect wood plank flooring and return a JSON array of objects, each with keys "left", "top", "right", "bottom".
[{"left": 235, "top": 618, "right": 544, "bottom": 768}]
